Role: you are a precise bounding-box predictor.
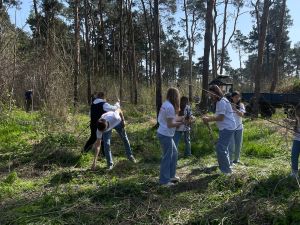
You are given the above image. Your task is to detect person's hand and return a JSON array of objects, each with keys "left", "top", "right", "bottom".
[{"left": 202, "top": 116, "right": 209, "bottom": 124}]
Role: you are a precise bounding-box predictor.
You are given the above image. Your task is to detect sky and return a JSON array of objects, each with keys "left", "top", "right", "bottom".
[{"left": 7, "top": 0, "right": 300, "bottom": 69}]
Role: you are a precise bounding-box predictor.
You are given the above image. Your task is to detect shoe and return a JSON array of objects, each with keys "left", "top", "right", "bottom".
[
  {"left": 128, "top": 155, "right": 137, "bottom": 163},
  {"left": 107, "top": 164, "right": 114, "bottom": 171},
  {"left": 290, "top": 170, "right": 299, "bottom": 178},
  {"left": 161, "top": 182, "right": 175, "bottom": 187},
  {"left": 221, "top": 170, "right": 232, "bottom": 176},
  {"left": 170, "top": 176, "right": 180, "bottom": 183}
]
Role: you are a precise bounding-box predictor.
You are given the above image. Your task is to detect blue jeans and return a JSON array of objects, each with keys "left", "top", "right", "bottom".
[
  {"left": 157, "top": 133, "right": 178, "bottom": 184},
  {"left": 102, "top": 122, "right": 133, "bottom": 166},
  {"left": 173, "top": 131, "right": 191, "bottom": 157},
  {"left": 229, "top": 129, "right": 243, "bottom": 163},
  {"left": 291, "top": 140, "right": 300, "bottom": 171},
  {"left": 216, "top": 129, "right": 234, "bottom": 173}
]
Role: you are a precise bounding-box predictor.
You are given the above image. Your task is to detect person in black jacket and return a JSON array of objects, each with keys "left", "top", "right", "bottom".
[
  {"left": 83, "top": 92, "right": 120, "bottom": 153},
  {"left": 25, "top": 90, "right": 33, "bottom": 112}
]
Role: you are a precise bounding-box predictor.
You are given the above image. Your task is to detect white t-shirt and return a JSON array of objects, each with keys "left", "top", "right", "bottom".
[
  {"left": 176, "top": 105, "right": 192, "bottom": 132},
  {"left": 233, "top": 103, "right": 246, "bottom": 130},
  {"left": 157, "top": 100, "right": 176, "bottom": 137},
  {"left": 215, "top": 97, "right": 236, "bottom": 131},
  {"left": 96, "top": 111, "right": 122, "bottom": 139}
]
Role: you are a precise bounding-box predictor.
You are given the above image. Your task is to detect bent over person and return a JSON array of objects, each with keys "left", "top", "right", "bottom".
[
  {"left": 83, "top": 92, "right": 120, "bottom": 153},
  {"left": 91, "top": 109, "right": 136, "bottom": 170}
]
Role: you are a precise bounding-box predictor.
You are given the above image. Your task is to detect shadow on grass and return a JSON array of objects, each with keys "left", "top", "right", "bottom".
[
  {"left": 172, "top": 174, "right": 219, "bottom": 194},
  {"left": 187, "top": 172, "right": 300, "bottom": 225},
  {"left": 31, "top": 134, "right": 81, "bottom": 169},
  {"left": 188, "top": 165, "right": 219, "bottom": 177}
]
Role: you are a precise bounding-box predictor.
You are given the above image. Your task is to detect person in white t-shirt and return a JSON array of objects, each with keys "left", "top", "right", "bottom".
[
  {"left": 157, "top": 88, "right": 184, "bottom": 186},
  {"left": 229, "top": 91, "right": 246, "bottom": 165},
  {"left": 202, "top": 85, "right": 236, "bottom": 175},
  {"left": 173, "top": 96, "right": 195, "bottom": 157},
  {"left": 91, "top": 109, "right": 136, "bottom": 170},
  {"left": 83, "top": 92, "right": 120, "bottom": 153}
]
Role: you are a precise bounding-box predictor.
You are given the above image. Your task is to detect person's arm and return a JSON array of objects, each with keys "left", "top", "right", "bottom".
[
  {"left": 232, "top": 103, "right": 245, "bottom": 117},
  {"left": 116, "top": 108, "right": 126, "bottom": 127},
  {"left": 203, "top": 99, "right": 226, "bottom": 123},
  {"left": 167, "top": 117, "right": 184, "bottom": 128},
  {"left": 103, "top": 102, "right": 120, "bottom": 112},
  {"left": 202, "top": 114, "right": 225, "bottom": 124}
]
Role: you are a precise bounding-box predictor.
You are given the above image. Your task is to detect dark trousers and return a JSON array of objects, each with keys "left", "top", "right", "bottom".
[
  {"left": 25, "top": 99, "right": 32, "bottom": 112},
  {"left": 84, "top": 123, "right": 105, "bottom": 156}
]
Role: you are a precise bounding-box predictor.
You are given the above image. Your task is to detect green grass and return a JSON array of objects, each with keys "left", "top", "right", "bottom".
[{"left": 0, "top": 107, "right": 299, "bottom": 224}]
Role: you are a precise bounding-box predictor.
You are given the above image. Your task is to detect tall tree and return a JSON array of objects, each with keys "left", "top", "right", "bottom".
[
  {"left": 119, "top": 0, "right": 124, "bottom": 101},
  {"left": 253, "top": 0, "right": 271, "bottom": 116},
  {"left": 200, "top": 0, "right": 215, "bottom": 110},
  {"left": 182, "top": 0, "right": 204, "bottom": 102},
  {"left": 84, "top": 0, "right": 91, "bottom": 104},
  {"left": 270, "top": 0, "right": 286, "bottom": 93},
  {"left": 140, "top": 0, "right": 152, "bottom": 86},
  {"left": 128, "top": 0, "right": 138, "bottom": 104},
  {"left": 73, "top": 0, "right": 80, "bottom": 107},
  {"left": 219, "top": 0, "right": 242, "bottom": 75},
  {"left": 33, "top": 0, "right": 40, "bottom": 38},
  {"left": 154, "top": 0, "right": 162, "bottom": 117}
]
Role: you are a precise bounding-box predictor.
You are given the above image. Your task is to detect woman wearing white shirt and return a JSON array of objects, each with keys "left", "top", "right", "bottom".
[
  {"left": 157, "top": 88, "right": 184, "bottom": 186},
  {"left": 229, "top": 91, "right": 245, "bottom": 164},
  {"left": 202, "top": 85, "right": 236, "bottom": 175}
]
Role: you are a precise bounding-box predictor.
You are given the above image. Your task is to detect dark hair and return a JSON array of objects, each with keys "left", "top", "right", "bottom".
[
  {"left": 231, "top": 91, "right": 241, "bottom": 110},
  {"left": 179, "top": 96, "right": 189, "bottom": 116},
  {"left": 294, "top": 104, "right": 300, "bottom": 131},
  {"left": 166, "top": 87, "right": 180, "bottom": 113},
  {"left": 97, "top": 119, "right": 108, "bottom": 131},
  {"left": 96, "top": 92, "right": 105, "bottom": 99},
  {"left": 208, "top": 85, "right": 223, "bottom": 101}
]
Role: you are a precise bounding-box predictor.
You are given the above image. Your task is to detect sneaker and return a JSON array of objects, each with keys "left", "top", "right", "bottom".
[
  {"left": 233, "top": 160, "right": 243, "bottom": 165},
  {"left": 161, "top": 182, "right": 175, "bottom": 187},
  {"left": 221, "top": 171, "right": 232, "bottom": 176},
  {"left": 128, "top": 155, "right": 137, "bottom": 163},
  {"left": 290, "top": 170, "right": 299, "bottom": 178},
  {"left": 170, "top": 176, "right": 180, "bottom": 183},
  {"left": 107, "top": 164, "right": 114, "bottom": 171}
]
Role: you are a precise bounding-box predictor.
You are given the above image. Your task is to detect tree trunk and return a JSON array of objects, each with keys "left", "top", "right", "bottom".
[
  {"left": 270, "top": 0, "right": 286, "bottom": 93},
  {"left": 112, "top": 27, "right": 116, "bottom": 80},
  {"left": 149, "top": 0, "right": 154, "bottom": 86},
  {"left": 183, "top": 0, "right": 193, "bottom": 102},
  {"left": 84, "top": 0, "right": 92, "bottom": 104},
  {"left": 253, "top": 0, "right": 270, "bottom": 116},
  {"left": 219, "top": 0, "right": 229, "bottom": 75},
  {"left": 200, "top": 0, "right": 215, "bottom": 111},
  {"left": 141, "top": 0, "right": 151, "bottom": 85},
  {"left": 119, "top": 0, "right": 124, "bottom": 101},
  {"left": 73, "top": 0, "right": 80, "bottom": 107},
  {"left": 211, "top": 42, "right": 215, "bottom": 79},
  {"left": 33, "top": 0, "right": 40, "bottom": 38},
  {"left": 128, "top": 0, "right": 138, "bottom": 104},
  {"left": 213, "top": 3, "right": 218, "bottom": 78},
  {"left": 154, "top": 0, "right": 162, "bottom": 118}
]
